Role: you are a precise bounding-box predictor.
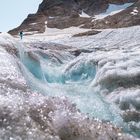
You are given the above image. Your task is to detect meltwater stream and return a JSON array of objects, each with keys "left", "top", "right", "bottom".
[{"left": 18, "top": 42, "right": 123, "bottom": 128}]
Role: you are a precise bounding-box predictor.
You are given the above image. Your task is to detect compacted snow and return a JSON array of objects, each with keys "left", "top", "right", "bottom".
[
  {"left": 0, "top": 25, "right": 140, "bottom": 139},
  {"left": 79, "top": 11, "right": 91, "bottom": 18},
  {"left": 23, "top": 27, "right": 91, "bottom": 43}
]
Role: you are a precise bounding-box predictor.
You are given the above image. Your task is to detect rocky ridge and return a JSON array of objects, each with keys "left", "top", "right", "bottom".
[{"left": 9, "top": 0, "right": 139, "bottom": 35}]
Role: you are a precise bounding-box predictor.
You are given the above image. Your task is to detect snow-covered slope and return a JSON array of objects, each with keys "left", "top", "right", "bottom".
[{"left": 21, "top": 27, "right": 91, "bottom": 42}]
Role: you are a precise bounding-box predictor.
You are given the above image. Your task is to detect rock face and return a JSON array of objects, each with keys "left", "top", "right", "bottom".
[
  {"left": 83, "top": 0, "right": 140, "bottom": 29},
  {"left": 9, "top": 0, "right": 138, "bottom": 35}
]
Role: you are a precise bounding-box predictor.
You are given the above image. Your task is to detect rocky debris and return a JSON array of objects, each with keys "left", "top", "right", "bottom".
[
  {"left": 47, "top": 16, "right": 92, "bottom": 29},
  {"left": 69, "top": 49, "right": 93, "bottom": 56},
  {"left": 73, "top": 30, "right": 101, "bottom": 37},
  {"left": 122, "top": 110, "right": 140, "bottom": 122},
  {"left": 26, "top": 42, "right": 72, "bottom": 51},
  {"left": 9, "top": 0, "right": 138, "bottom": 35}
]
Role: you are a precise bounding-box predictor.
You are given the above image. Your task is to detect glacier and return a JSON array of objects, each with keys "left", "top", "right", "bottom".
[{"left": 0, "top": 25, "right": 140, "bottom": 139}]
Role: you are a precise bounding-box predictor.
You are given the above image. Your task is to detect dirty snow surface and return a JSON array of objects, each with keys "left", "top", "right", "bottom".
[{"left": 0, "top": 25, "right": 140, "bottom": 140}]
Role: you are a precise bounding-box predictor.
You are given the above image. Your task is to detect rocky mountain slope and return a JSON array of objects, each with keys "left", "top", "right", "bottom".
[
  {"left": 9, "top": 0, "right": 139, "bottom": 35},
  {"left": 84, "top": 0, "right": 140, "bottom": 29}
]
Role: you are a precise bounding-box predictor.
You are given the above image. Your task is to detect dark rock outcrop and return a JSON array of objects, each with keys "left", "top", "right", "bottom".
[
  {"left": 9, "top": 0, "right": 138, "bottom": 35},
  {"left": 9, "top": 13, "right": 47, "bottom": 35},
  {"left": 83, "top": 0, "right": 140, "bottom": 29},
  {"left": 73, "top": 30, "right": 101, "bottom": 37}
]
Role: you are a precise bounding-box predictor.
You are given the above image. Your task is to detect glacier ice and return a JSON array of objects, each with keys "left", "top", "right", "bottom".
[
  {"left": 19, "top": 26, "right": 140, "bottom": 137},
  {"left": 0, "top": 26, "right": 140, "bottom": 139},
  {"left": 0, "top": 42, "right": 133, "bottom": 140},
  {"left": 17, "top": 42, "right": 122, "bottom": 125},
  {"left": 19, "top": 26, "right": 140, "bottom": 138}
]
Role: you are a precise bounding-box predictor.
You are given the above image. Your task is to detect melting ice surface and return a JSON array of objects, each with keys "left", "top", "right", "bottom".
[
  {"left": 15, "top": 25, "right": 140, "bottom": 138},
  {"left": 17, "top": 42, "right": 123, "bottom": 128}
]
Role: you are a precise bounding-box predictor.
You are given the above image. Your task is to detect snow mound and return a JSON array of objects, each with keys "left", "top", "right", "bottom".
[{"left": 79, "top": 11, "right": 91, "bottom": 18}]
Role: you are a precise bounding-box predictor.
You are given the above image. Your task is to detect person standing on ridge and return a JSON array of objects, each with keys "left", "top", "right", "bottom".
[{"left": 19, "top": 31, "right": 23, "bottom": 40}]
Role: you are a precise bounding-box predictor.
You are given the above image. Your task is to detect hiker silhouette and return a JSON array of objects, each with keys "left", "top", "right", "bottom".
[{"left": 19, "top": 31, "right": 23, "bottom": 40}]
